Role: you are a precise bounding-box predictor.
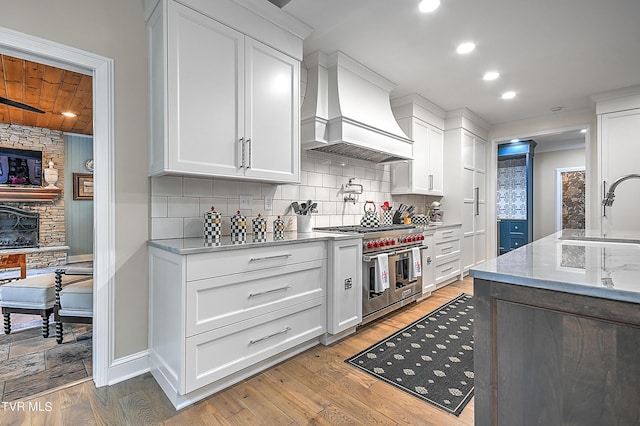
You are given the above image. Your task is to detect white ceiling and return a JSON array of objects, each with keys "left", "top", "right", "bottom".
[{"left": 283, "top": 0, "right": 640, "bottom": 126}]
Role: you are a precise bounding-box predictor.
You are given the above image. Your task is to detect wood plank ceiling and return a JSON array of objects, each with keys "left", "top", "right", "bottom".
[{"left": 0, "top": 54, "right": 93, "bottom": 135}]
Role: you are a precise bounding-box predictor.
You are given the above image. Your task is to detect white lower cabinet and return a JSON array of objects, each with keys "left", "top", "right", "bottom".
[
  {"left": 322, "top": 237, "right": 362, "bottom": 344},
  {"left": 149, "top": 241, "right": 327, "bottom": 408},
  {"left": 421, "top": 232, "right": 436, "bottom": 295},
  {"left": 432, "top": 226, "right": 463, "bottom": 287}
]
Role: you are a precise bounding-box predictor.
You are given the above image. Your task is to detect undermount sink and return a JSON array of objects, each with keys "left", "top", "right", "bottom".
[{"left": 560, "top": 235, "right": 640, "bottom": 247}]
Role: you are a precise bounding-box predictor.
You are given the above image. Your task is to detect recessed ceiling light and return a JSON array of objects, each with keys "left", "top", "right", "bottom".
[
  {"left": 580, "top": 129, "right": 587, "bottom": 133},
  {"left": 483, "top": 71, "right": 500, "bottom": 81},
  {"left": 456, "top": 42, "right": 476, "bottom": 54},
  {"left": 510, "top": 139, "right": 520, "bottom": 143},
  {"left": 501, "top": 91, "right": 516, "bottom": 100},
  {"left": 419, "top": 0, "right": 440, "bottom": 13},
  {"left": 61, "top": 111, "right": 77, "bottom": 117}
]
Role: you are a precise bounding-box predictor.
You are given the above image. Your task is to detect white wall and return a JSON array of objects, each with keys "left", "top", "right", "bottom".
[
  {"left": 0, "top": 0, "right": 149, "bottom": 359},
  {"left": 533, "top": 148, "right": 586, "bottom": 240}
]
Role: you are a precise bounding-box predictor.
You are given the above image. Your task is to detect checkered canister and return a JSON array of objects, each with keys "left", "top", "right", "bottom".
[
  {"left": 230, "top": 210, "right": 247, "bottom": 244},
  {"left": 203, "top": 206, "right": 222, "bottom": 241},
  {"left": 252, "top": 213, "right": 267, "bottom": 242},
  {"left": 273, "top": 216, "right": 285, "bottom": 240}
]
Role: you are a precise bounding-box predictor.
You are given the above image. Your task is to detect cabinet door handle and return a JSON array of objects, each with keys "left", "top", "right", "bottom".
[
  {"left": 246, "top": 138, "right": 252, "bottom": 169},
  {"left": 441, "top": 266, "right": 453, "bottom": 273},
  {"left": 249, "top": 253, "right": 292, "bottom": 262},
  {"left": 475, "top": 187, "right": 480, "bottom": 216},
  {"left": 429, "top": 174, "right": 433, "bottom": 191},
  {"left": 426, "top": 256, "right": 432, "bottom": 265},
  {"left": 442, "top": 245, "right": 453, "bottom": 251},
  {"left": 239, "top": 137, "right": 245, "bottom": 169},
  {"left": 249, "top": 285, "right": 291, "bottom": 298},
  {"left": 249, "top": 327, "right": 291, "bottom": 345}
]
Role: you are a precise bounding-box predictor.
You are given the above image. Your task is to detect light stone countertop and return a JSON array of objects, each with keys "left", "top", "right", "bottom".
[
  {"left": 470, "top": 229, "right": 640, "bottom": 304},
  {"left": 148, "top": 231, "right": 362, "bottom": 255}
]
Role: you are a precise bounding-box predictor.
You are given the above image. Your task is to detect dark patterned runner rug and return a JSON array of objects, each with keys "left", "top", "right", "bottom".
[{"left": 346, "top": 293, "right": 474, "bottom": 416}]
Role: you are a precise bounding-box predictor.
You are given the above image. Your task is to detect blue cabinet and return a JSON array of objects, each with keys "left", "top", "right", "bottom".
[{"left": 499, "top": 220, "right": 528, "bottom": 255}]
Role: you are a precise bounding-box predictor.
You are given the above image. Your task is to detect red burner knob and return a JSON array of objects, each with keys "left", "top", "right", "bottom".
[
  {"left": 385, "top": 239, "right": 391, "bottom": 246},
  {"left": 420, "top": 235, "right": 425, "bottom": 240},
  {"left": 373, "top": 241, "right": 379, "bottom": 248},
  {"left": 367, "top": 242, "right": 374, "bottom": 249},
  {"left": 391, "top": 239, "right": 396, "bottom": 245}
]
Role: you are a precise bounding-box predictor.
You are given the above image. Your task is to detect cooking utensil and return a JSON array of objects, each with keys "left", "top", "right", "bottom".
[{"left": 291, "top": 202, "right": 301, "bottom": 214}]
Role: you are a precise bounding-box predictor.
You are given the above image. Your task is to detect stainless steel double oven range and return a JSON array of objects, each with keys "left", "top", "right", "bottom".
[{"left": 315, "top": 224, "right": 427, "bottom": 324}]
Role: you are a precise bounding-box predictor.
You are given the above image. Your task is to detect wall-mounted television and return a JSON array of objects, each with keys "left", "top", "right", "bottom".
[{"left": 0, "top": 147, "right": 43, "bottom": 186}]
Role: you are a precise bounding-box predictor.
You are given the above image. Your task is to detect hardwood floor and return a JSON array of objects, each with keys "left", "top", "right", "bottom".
[{"left": 3, "top": 278, "right": 473, "bottom": 425}]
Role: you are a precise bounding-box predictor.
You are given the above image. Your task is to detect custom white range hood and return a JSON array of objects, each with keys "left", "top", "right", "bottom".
[{"left": 301, "top": 51, "right": 413, "bottom": 163}]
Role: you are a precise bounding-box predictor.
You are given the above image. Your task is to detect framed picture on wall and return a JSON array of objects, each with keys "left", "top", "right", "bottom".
[{"left": 73, "top": 173, "right": 94, "bottom": 200}]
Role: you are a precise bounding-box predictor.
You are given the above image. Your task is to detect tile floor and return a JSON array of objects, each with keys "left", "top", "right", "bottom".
[{"left": 0, "top": 322, "right": 92, "bottom": 401}]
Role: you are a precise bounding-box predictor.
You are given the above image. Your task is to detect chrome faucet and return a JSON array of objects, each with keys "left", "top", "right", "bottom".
[{"left": 602, "top": 174, "right": 640, "bottom": 206}]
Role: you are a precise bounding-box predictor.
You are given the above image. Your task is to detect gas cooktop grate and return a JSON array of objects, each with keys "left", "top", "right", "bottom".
[{"left": 314, "top": 224, "right": 416, "bottom": 234}]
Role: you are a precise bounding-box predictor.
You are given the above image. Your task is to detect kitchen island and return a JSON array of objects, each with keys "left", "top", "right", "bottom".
[{"left": 470, "top": 230, "right": 640, "bottom": 426}]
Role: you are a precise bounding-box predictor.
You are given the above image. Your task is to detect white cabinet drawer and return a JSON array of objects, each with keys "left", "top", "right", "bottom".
[
  {"left": 434, "top": 238, "right": 461, "bottom": 261},
  {"left": 186, "top": 241, "right": 326, "bottom": 281},
  {"left": 185, "top": 298, "right": 325, "bottom": 393},
  {"left": 435, "top": 258, "right": 461, "bottom": 283},
  {"left": 186, "top": 259, "right": 326, "bottom": 336},
  {"left": 435, "top": 227, "right": 462, "bottom": 243}
]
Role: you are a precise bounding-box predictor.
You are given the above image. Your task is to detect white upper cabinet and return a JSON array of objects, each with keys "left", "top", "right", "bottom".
[
  {"left": 243, "top": 39, "right": 299, "bottom": 181},
  {"left": 146, "top": 0, "right": 310, "bottom": 183},
  {"left": 390, "top": 95, "right": 445, "bottom": 196}
]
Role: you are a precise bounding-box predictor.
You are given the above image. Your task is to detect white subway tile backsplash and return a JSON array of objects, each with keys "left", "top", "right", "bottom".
[
  {"left": 151, "top": 196, "right": 168, "bottom": 218},
  {"left": 152, "top": 176, "right": 183, "bottom": 196},
  {"left": 280, "top": 184, "right": 300, "bottom": 200},
  {"left": 184, "top": 217, "right": 204, "bottom": 238},
  {"left": 322, "top": 174, "right": 337, "bottom": 188},
  {"left": 307, "top": 171, "right": 323, "bottom": 187},
  {"left": 152, "top": 218, "right": 184, "bottom": 239},
  {"left": 315, "top": 187, "right": 331, "bottom": 202},
  {"left": 273, "top": 199, "right": 292, "bottom": 215},
  {"left": 199, "top": 197, "right": 228, "bottom": 216},
  {"left": 149, "top": 150, "right": 430, "bottom": 240},
  {"left": 168, "top": 197, "right": 200, "bottom": 217},
  {"left": 183, "top": 177, "right": 213, "bottom": 197},
  {"left": 315, "top": 160, "right": 330, "bottom": 174},
  {"left": 238, "top": 181, "right": 262, "bottom": 198},
  {"left": 213, "top": 180, "right": 239, "bottom": 197},
  {"left": 299, "top": 185, "right": 316, "bottom": 201}
]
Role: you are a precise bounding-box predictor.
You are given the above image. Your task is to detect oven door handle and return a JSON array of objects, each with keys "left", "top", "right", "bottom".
[
  {"left": 393, "top": 246, "right": 427, "bottom": 256},
  {"left": 363, "top": 245, "right": 425, "bottom": 262}
]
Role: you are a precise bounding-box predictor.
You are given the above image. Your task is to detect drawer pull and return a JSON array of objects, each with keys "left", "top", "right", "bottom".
[
  {"left": 249, "top": 254, "right": 292, "bottom": 262},
  {"left": 441, "top": 266, "right": 453, "bottom": 273},
  {"left": 442, "top": 230, "right": 453, "bottom": 235},
  {"left": 249, "top": 327, "right": 292, "bottom": 345},
  {"left": 249, "top": 285, "right": 291, "bottom": 298},
  {"left": 442, "top": 246, "right": 453, "bottom": 251}
]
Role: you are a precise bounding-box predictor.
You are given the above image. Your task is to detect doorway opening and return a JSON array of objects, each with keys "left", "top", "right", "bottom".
[{"left": 0, "top": 25, "right": 115, "bottom": 391}]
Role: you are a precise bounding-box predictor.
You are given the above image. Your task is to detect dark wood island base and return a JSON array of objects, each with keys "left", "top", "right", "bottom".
[{"left": 474, "top": 278, "right": 640, "bottom": 426}]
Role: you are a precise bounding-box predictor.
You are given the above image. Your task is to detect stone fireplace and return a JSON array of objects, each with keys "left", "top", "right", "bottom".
[
  {"left": 0, "top": 124, "right": 67, "bottom": 269},
  {"left": 0, "top": 205, "right": 39, "bottom": 249}
]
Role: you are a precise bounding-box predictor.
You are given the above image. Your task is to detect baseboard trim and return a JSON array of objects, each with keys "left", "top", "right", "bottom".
[{"left": 106, "top": 350, "right": 150, "bottom": 386}]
